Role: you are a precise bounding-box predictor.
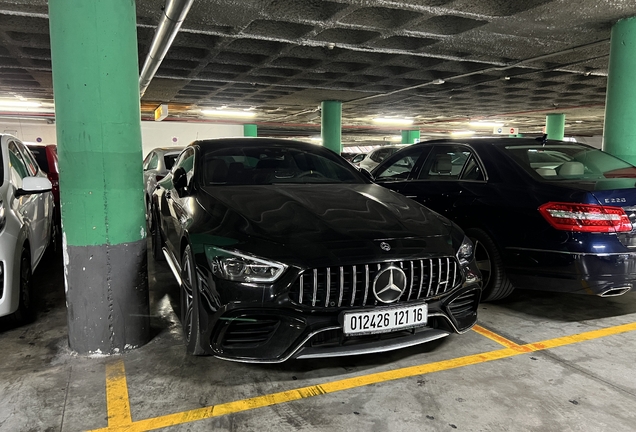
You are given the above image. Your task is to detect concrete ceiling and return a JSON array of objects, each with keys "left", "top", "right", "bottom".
[{"left": 0, "top": 0, "right": 634, "bottom": 142}]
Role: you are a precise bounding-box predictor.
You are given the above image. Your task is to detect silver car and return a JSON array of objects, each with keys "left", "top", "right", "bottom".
[
  {"left": 0, "top": 135, "right": 54, "bottom": 323},
  {"left": 358, "top": 145, "right": 405, "bottom": 172},
  {"left": 142, "top": 147, "right": 182, "bottom": 220}
]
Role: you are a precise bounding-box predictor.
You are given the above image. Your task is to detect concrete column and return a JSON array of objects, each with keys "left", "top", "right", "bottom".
[
  {"left": 603, "top": 17, "right": 636, "bottom": 164},
  {"left": 244, "top": 124, "right": 257, "bottom": 137},
  {"left": 546, "top": 113, "right": 565, "bottom": 140},
  {"left": 49, "top": 0, "right": 149, "bottom": 354},
  {"left": 321, "top": 100, "right": 342, "bottom": 153},
  {"left": 401, "top": 130, "right": 420, "bottom": 144}
]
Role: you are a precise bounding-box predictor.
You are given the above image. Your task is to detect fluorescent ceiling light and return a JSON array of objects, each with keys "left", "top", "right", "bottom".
[
  {"left": 450, "top": 130, "right": 475, "bottom": 136},
  {"left": 469, "top": 121, "right": 504, "bottom": 128},
  {"left": 0, "top": 100, "right": 42, "bottom": 108},
  {"left": 373, "top": 118, "right": 414, "bottom": 125},
  {"left": 200, "top": 109, "right": 256, "bottom": 118}
]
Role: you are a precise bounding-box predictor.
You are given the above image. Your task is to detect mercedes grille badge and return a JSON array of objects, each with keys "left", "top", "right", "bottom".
[
  {"left": 373, "top": 266, "right": 407, "bottom": 304},
  {"left": 380, "top": 242, "right": 391, "bottom": 251}
]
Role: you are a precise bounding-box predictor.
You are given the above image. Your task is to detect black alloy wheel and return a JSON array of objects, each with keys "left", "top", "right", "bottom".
[
  {"left": 9, "top": 249, "right": 35, "bottom": 324},
  {"left": 466, "top": 228, "right": 515, "bottom": 302},
  {"left": 150, "top": 206, "right": 165, "bottom": 261},
  {"left": 180, "top": 244, "right": 205, "bottom": 355}
]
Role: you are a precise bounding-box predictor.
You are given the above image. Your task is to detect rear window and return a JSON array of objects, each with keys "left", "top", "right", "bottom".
[{"left": 504, "top": 144, "right": 636, "bottom": 180}]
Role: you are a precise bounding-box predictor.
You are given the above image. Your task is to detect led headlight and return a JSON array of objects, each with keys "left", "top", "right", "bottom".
[
  {"left": 207, "top": 246, "right": 287, "bottom": 283},
  {"left": 456, "top": 236, "right": 474, "bottom": 266}
]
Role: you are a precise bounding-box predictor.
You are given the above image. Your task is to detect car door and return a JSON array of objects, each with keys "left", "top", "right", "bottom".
[
  {"left": 8, "top": 140, "right": 49, "bottom": 263},
  {"left": 376, "top": 143, "right": 487, "bottom": 230},
  {"left": 163, "top": 148, "right": 195, "bottom": 258},
  {"left": 373, "top": 145, "right": 431, "bottom": 194}
]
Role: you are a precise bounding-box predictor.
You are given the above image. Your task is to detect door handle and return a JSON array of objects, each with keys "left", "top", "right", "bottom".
[{"left": 406, "top": 195, "right": 419, "bottom": 199}]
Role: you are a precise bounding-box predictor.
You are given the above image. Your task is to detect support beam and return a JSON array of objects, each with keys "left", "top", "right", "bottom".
[
  {"left": 401, "top": 130, "right": 420, "bottom": 144},
  {"left": 243, "top": 124, "right": 258, "bottom": 137},
  {"left": 321, "top": 100, "right": 342, "bottom": 154},
  {"left": 49, "top": 0, "right": 149, "bottom": 354},
  {"left": 603, "top": 17, "right": 636, "bottom": 164},
  {"left": 545, "top": 113, "right": 565, "bottom": 140}
]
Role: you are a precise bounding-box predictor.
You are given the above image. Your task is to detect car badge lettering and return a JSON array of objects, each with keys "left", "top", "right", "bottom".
[
  {"left": 605, "top": 198, "right": 627, "bottom": 204},
  {"left": 380, "top": 242, "right": 391, "bottom": 251},
  {"left": 372, "top": 266, "right": 407, "bottom": 304}
]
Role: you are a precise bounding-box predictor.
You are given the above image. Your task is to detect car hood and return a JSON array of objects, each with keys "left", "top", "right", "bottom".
[{"left": 194, "top": 183, "right": 458, "bottom": 267}]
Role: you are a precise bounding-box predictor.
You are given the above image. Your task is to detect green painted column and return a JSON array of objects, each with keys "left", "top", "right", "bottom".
[
  {"left": 244, "top": 124, "right": 258, "bottom": 137},
  {"left": 401, "top": 130, "right": 420, "bottom": 144},
  {"left": 49, "top": 0, "right": 149, "bottom": 354},
  {"left": 546, "top": 113, "right": 565, "bottom": 140},
  {"left": 321, "top": 100, "right": 342, "bottom": 153},
  {"left": 604, "top": 17, "right": 636, "bottom": 164}
]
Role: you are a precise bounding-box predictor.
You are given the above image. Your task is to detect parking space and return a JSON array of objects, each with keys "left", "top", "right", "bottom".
[{"left": 3, "top": 251, "right": 636, "bottom": 431}]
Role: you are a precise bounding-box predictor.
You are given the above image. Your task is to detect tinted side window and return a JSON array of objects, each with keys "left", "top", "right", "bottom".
[
  {"left": 18, "top": 142, "right": 38, "bottom": 176},
  {"left": 370, "top": 149, "right": 389, "bottom": 163},
  {"left": 8, "top": 141, "right": 29, "bottom": 179},
  {"left": 29, "top": 146, "right": 50, "bottom": 172},
  {"left": 460, "top": 155, "right": 485, "bottom": 181},
  {"left": 174, "top": 148, "right": 195, "bottom": 183},
  {"left": 417, "top": 145, "right": 475, "bottom": 180},
  {"left": 375, "top": 147, "right": 425, "bottom": 181},
  {"left": 147, "top": 153, "right": 159, "bottom": 170}
]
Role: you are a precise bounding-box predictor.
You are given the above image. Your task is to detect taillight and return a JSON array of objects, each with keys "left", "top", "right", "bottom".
[
  {"left": 539, "top": 202, "right": 632, "bottom": 233},
  {"left": 155, "top": 175, "right": 165, "bottom": 182}
]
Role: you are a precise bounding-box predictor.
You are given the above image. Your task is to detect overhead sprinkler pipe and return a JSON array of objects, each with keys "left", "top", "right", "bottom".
[{"left": 139, "top": 0, "right": 195, "bottom": 97}]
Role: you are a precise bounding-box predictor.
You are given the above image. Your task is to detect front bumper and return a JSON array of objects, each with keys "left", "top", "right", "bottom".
[
  {"left": 198, "top": 284, "right": 481, "bottom": 363},
  {"left": 506, "top": 248, "right": 636, "bottom": 296}
]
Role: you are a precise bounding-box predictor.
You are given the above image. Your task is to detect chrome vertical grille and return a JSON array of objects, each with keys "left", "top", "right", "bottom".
[{"left": 290, "top": 258, "right": 461, "bottom": 309}]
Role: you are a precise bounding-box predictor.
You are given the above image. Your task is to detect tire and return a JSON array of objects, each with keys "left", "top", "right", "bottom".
[
  {"left": 181, "top": 244, "right": 206, "bottom": 355},
  {"left": 150, "top": 206, "right": 165, "bottom": 262},
  {"left": 466, "top": 228, "right": 515, "bottom": 302},
  {"left": 8, "top": 249, "right": 35, "bottom": 324}
]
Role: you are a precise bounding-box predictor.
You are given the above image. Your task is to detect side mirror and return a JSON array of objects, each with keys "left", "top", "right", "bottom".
[
  {"left": 16, "top": 176, "right": 52, "bottom": 197},
  {"left": 359, "top": 168, "right": 374, "bottom": 182},
  {"left": 172, "top": 167, "right": 188, "bottom": 196}
]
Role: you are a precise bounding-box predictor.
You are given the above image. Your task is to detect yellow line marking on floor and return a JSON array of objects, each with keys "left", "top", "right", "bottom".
[
  {"left": 472, "top": 324, "right": 532, "bottom": 352},
  {"left": 104, "top": 360, "right": 132, "bottom": 428},
  {"left": 89, "top": 321, "right": 636, "bottom": 432}
]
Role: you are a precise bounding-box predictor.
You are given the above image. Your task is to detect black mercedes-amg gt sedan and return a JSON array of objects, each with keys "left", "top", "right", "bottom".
[{"left": 150, "top": 138, "right": 482, "bottom": 363}]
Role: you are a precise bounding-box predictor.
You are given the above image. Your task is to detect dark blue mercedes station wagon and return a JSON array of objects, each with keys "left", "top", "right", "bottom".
[{"left": 372, "top": 138, "right": 636, "bottom": 301}]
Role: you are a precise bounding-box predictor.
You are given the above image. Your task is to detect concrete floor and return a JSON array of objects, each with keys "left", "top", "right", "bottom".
[{"left": 2, "top": 248, "right": 636, "bottom": 432}]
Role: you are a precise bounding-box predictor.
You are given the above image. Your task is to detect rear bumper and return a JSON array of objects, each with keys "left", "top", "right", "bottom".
[{"left": 506, "top": 248, "right": 636, "bottom": 296}]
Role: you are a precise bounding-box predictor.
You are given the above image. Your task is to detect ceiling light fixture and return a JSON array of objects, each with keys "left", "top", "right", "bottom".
[
  {"left": 0, "top": 100, "right": 42, "bottom": 108},
  {"left": 200, "top": 109, "right": 256, "bottom": 118},
  {"left": 450, "top": 130, "right": 475, "bottom": 136},
  {"left": 468, "top": 121, "right": 504, "bottom": 128},
  {"left": 372, "top": 118, "right": 414, "bottom": 126},
  {"left": 432, "top": 79, "right": 445, "bottom": 85}
]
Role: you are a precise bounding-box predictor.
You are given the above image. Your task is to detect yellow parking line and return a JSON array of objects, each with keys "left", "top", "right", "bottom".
[
  {"left": 89, "top": 321, "right": 636, "bottom": 432},
  {"left": 104, "top": 360, "right": 132, "bottom": 428},
  {"left": 472, "top": 325, "right": 532, "bottom": 352}
]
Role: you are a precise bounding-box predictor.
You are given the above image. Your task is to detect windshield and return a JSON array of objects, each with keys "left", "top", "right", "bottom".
[
  {"left": 504, "top": 144, "right": 636, "bottom": 180},
  {"left": 201, "top": 146, "right": 365, "bottom": 185}
]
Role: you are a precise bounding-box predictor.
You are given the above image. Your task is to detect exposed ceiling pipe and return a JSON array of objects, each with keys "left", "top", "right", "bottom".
[{"left": 139, "top": 0, "right": 195, "bottom": 98}]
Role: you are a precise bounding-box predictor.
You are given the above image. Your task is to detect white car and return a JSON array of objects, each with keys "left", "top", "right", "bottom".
[
  {"left": 142, "top": 147, "right": 182, "bottom": 220},
  {"left": 0, "top": 135, "right": 54, "bottom": 323},
  {"left": 358, "top": 146, "right": 405, "bottom": 172}
]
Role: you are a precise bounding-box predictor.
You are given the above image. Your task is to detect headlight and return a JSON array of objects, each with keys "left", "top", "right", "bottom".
[
  {"left": 206, "top": 246, "right": 287, "bottom": 283},
  {"left": 456, "top": 236, "right": 473, "bottom": 266}
]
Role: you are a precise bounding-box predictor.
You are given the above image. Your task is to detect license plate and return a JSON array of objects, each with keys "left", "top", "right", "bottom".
[{"left": 342, "top": 303, "right": 428, "bottom": 336}]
